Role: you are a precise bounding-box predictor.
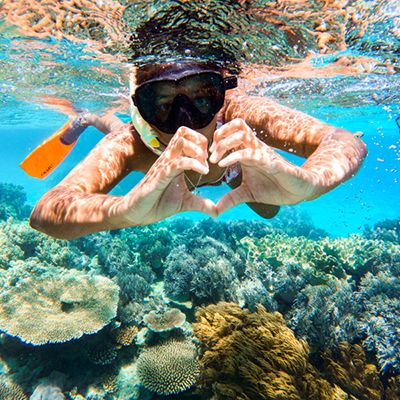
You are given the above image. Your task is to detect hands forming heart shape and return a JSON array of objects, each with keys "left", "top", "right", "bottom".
[{"left": 124, "top": 118, "right": 318, "bottom": 226}]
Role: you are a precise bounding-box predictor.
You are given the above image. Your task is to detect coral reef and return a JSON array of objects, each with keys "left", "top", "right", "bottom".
[
  {"left": 112, "top": 324, "right": 139, "bottom": 347},
  {"left": 143, "top": 308, "right": 186, "bottom": 333},
  {"left": 288, "top": 279, "right": 361, "bottom": 352},
  {"left": 163, "top": 236, "right": 243, "bottom": 304},
  {"left": 364, "top": 218, "right": 400, "bottom": 244},
  {"left": 193, "top": 302, "right": 346, "bottom": 400},
  {"left": 0, "top": 260, "right": 119, "bottom": 344},
  {"left": 0, "top": 183, "right": 31, "bottom": 221},
  {"left": 136, "top": 337, "right": 200, "bottom": 396},
  {"left": 358, "top": 267, "right": 400, "bottom": 375},
  {"left": 0, "top": 378, "right": 27, "bottom": 400},
  {"left": 322, "top": 343, "right": 383, "bottom": 400}
]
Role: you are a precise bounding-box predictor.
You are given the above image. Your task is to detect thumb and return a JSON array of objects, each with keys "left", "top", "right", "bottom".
[
  {"left": 216, "top": 185, "right": 252, "bottom": 215},
  {"left": 181, "top": 192, "right": 217, "bottom": 217}
]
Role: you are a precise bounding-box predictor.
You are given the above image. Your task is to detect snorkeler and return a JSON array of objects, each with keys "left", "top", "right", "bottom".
[{"left": 26, "top": 60, "right": 367, "bottom": 239}]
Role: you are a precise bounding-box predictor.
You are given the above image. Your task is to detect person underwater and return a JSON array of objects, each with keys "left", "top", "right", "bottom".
[{"left": 22, "top": 59, "right": 367, "bottom": 239}]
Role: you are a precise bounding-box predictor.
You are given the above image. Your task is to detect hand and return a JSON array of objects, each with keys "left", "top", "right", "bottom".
[
  {"left": 121, "top": 127, "right": 217, "bottom": 225},
  {"left": 209, "top": 119, "right": 317, "bottom": 214}
]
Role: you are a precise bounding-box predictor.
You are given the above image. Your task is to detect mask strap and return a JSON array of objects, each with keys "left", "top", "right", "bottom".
[{"left": 129, "top": 70, "right": 167, "bottom": 156}]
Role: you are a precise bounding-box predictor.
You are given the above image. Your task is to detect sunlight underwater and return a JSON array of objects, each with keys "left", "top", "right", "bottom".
[{"left": 0, "top": 0, "right": 400, "bottom": 399}]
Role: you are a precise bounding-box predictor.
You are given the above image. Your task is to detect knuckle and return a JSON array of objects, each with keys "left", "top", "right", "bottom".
[{"left": 232, "top": 118, "right": 246, "bottom": 128}]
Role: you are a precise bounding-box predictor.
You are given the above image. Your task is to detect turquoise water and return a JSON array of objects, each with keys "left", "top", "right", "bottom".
[{"left": 0, "top": 1, "right": 400, "bottom": 399}]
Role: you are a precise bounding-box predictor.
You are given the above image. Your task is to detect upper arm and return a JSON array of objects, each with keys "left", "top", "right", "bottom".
[
  {"left": 224, "top": 94, "right": 339, "bottom": 158},
  {"left": 57, "top": 124, "right": 137, "bottom": 194}
]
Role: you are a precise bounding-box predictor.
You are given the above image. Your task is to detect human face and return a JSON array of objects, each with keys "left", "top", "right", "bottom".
[{"left": 132, "top": 70, "right": 237, "bottom": 135}]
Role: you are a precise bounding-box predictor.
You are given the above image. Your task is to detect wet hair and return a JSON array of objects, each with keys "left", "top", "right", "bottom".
[{"left": 124, "top": 1, "right": 247, "bottom": 74}]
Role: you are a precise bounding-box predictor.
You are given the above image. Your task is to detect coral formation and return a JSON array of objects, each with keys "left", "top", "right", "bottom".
[
  {"left": 0, "top": 183, "right": 30, "bottom": 221},
  {"left": 163, "top": 236, "right": 243, "bottom": 304},
  {"left": 143, "top": 308, "right": 186, "bottom": 333},
  {"left": 364, "top": 218, "right": 400, "bottom": 243},
  {"left": 193, "top": 302, "right": 345, "bottom": 400},
  {"left": 322, "top": 343, "right": 383, "bottom": 400},
  {"left": 0, "top": 260, "right": 119, "bottom": 344},
  {"left": 0, "top": 378, "right": 27, "bottom": 400},
  {"left": 112, "top": 323, "right": 139, "bottom": 347},
  {"left": 137, "top": 338, "right": 200, "bottom": 395}
]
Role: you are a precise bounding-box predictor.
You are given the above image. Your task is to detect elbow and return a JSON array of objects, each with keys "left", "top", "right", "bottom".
[{"left": 29, "top": 202, "right": 81, "bottom": 241}]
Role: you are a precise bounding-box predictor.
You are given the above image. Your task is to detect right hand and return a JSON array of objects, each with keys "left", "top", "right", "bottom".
[{"left": 120, "top": 127, "right": 217, "bottom": 225}]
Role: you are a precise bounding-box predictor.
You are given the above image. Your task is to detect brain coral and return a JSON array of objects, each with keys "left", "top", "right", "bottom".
[
  {"left": 137, "top": 338, "right": 200, "bottom": 395},
  {"left": 0, "top": 260, "right": 119, "bottom": 344}
]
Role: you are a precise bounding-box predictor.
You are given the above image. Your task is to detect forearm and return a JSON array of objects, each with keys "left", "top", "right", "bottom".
[
  {"left": 29, "top": 187, "right": 134, "bottom": 240},
  {"left": 85, "top": 113, "right": 125, "bottom": 135},
  {"left": 300, "top": 128, "right": 367, "bottom": 198},
  {"left": 225, "top": 95, "right": 367, "bottom": 197},
  {"left": 226, "top": 95, "right": 339, "bottom": 157}
]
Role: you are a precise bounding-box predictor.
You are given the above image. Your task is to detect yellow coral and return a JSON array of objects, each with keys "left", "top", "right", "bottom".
[
  {"left": 323, "top": 343, "right": 384, "bottom": 400},
  {"left": 193, "top": 302, "right": 346, "bottom": 400},
  {"left": 0, "top": 379, "right": 27, "bottom": 400},
  {"left": 113, "top": 323, "right": 138, "bottom": 347}
]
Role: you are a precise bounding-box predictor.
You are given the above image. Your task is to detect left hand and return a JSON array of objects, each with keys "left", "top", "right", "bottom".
[{"left": 209, "top": 118, "right": 318, "bottom": 214}]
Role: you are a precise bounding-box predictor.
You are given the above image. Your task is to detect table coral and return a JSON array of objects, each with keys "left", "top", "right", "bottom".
[
  {"left": 0, "top": 260, "right": 119, "bottom": 345},
  {"left": 193, "top": 302, "right": 345, "bottom": 400},
  {"left": 137, "top": 337, "right": 200, "bottom": 395},
  {"left": 143, "top": 308, "right": 186, "bottom": 333}
]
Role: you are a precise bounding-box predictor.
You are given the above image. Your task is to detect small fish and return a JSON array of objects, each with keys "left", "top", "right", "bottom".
[{"left": 354, "top": 131, "right": 364, "bottom": 138}]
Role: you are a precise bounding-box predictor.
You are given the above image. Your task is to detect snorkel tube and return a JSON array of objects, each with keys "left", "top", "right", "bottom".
[{"left": 129, "top": 68, "right": 166, "bottom": 156}]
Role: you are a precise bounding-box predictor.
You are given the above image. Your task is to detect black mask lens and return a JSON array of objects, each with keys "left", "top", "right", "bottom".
[{"left": 133, "top": 71, "right": 230, "bottom": 134}]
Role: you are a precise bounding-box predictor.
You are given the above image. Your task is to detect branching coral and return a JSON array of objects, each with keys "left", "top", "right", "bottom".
[
  {"left": 0, "top": 260, "right": 119, "bottom": 344},
  {"left": 358, "top": 270, "right": 400, "bottom": 374},
  {"left": 288, "top": 279, "right": 361, "bottom": 352},
  {"left": 137, "top": 338, "right": 200, "bottom": 395},
  {"left": 0, "top": 378, "right": 27, "bottom": 400},
  {"left": 193, "top": 302, "right": 345, "bottom": 400},
  {"left": 164, "top": 237, "right": 243, "bottom": 304},
  {"left": 364, "top": 218, "right": 400, "bottom": 244},
  {"left": 240, "top": 233, "right": 400, "bottom": 283},
  {"left": 322, "top": 343, "right": 383, "bottom": 400},
  {"left": 0, "top": 183, "right": 30, "bottom": 221}
]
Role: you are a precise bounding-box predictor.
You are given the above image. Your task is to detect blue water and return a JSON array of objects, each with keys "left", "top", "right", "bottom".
[{"left": 1, "top": 2, "right": 400, "bottom": 399}]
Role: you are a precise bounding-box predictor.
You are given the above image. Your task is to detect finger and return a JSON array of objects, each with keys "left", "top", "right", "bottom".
[
  {"left": 176, "top": 126, "right": 209, "bottom": 148},
  {"left": 179, "top": 138, "right": 208, "bottom": 162},
  {"left": 218, "top": 148, "right": 269, "bottom": 168},
  {"left": 216, "top": 186, "right": 253, "bottom": 214},
  {"left": 210, "top": 118, "right": 253, "bottom": 152},
  {"left": 181, "top": 192, "right": 217, "bottom": 217},
  {"left": 209, "top": 130, "right": 248, "bottom": 164},
  {"left": 168, "top": 156, "right": 209, "bottom": 177}
]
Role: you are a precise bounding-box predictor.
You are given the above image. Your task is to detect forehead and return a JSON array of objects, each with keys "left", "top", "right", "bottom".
[{"left": 136, "top": 61, "right": 222, "bottom": 85}]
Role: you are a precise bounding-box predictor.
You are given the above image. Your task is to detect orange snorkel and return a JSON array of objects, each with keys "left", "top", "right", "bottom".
[{"left": 20, "top": 114, "right": 89, "bottom": 179}]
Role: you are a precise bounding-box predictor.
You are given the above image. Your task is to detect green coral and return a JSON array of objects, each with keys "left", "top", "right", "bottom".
[
  {"left": 0, "top": 259, "right": 119, "bottom": 344},
  {"left": 240, "top": 233, "right": 400, "bottom": 283},
  {"left": 137, "top": 338, "right": 200, "bottom": 395}
]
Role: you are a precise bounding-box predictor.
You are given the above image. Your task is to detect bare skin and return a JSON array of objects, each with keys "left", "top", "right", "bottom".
[{"left": 30, "top": 93, "right": 367, "bottom": 239}]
